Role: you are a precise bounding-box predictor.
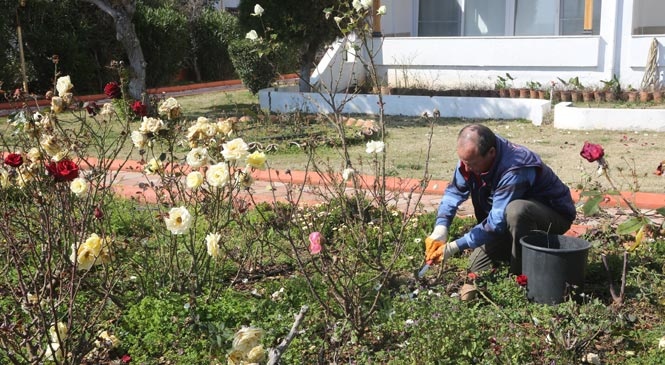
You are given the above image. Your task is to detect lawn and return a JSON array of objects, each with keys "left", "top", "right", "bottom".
[{"left": 1, "top": 87, "right": 664, "bottom": 364}]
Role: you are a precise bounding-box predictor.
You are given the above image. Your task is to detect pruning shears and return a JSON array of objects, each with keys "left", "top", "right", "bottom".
[{"left": 417, "top": 259, "right": 433, "bottom": 278}]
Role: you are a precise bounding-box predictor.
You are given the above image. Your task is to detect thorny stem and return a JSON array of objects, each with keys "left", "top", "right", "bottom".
[
  {"left": 601, "top": 252, "right": 628, "bottom": 305},
  {"left": 600, "top": 160, "right": 641, "bottom": 216}
]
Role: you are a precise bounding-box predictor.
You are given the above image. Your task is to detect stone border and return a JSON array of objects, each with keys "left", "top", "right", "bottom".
[
  {"left": 553, "top": 102, "right": 665, "bottom": 131},
  {"left": 259, "top": 87, "right": 551, "bottom": 126}
]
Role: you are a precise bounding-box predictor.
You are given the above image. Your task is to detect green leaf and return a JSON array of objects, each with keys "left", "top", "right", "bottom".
[
  {"left": 582, "top": 195, "right": 603, "bottom": 216},
  {"left": 656, "top": 207, "right": 665, "bottom": 216},
  {"left": 617, "top": 217, "right": 647, "bottom": 235},
  {"left": 580, "top": 190, "right": 602, "bottom": 197}
]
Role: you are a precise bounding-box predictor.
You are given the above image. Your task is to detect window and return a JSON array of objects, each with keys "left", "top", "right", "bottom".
[
  {"left": 416, "top": 0, "right": 602, "bottom": 36},
  {"left": 633, "top": 0, "right": 665, "bottom": 35},
  {"left": 464, "top": 0, "right": 506, "bottom": 36},
  {"left": 418, "top": 0, "right": 462, "bottom": 36}
]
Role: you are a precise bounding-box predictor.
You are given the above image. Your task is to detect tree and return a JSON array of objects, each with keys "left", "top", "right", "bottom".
[
  {"left": 237, "top": 0, "right": 340, "bottom": 92},
  {"left": 83, "top": 0, "right": 146, "bottom": 100}
]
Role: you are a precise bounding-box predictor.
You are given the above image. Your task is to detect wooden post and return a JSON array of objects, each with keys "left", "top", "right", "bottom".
[
  {"left": 17, "top": 1, "right": 28, "bottom": 93},
  {"left": 372, "top": 0, "right": 382, "bottom": 37},
  {"left": 583, "top": 0, "right": 593, "bottom": 33}
]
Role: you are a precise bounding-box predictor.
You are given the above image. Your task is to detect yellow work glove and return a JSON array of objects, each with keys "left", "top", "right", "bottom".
[
  {"left": 424, "top": 237, "right": 444, "bottom": 263},
  {"left": 425, "top": 240, "right": 460, "bottom": 265}
]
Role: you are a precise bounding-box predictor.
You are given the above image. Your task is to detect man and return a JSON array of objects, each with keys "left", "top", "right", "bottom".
[{"left": 425, "top": 124, "right": 576, "bottom": 277}]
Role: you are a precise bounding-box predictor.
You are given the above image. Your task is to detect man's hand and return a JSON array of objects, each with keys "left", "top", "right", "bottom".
[
  {"left": 424, "top": 236, "right": 443, "bottom": 259},
  {"left": 425, "top": 240, "right": 460, "bottom": 265}
]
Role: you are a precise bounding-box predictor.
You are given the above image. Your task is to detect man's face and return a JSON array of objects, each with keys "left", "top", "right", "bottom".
[{"left": 457, "top": 142, "right": 496, "bottom": 175}]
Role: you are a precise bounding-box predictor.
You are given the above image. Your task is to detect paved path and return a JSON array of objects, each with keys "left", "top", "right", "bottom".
[{"left": 102, "top": 158, "right": 665, "bottom": 239}]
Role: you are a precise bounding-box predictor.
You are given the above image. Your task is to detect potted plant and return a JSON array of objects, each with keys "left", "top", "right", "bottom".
[
  {"left": 526, "top": 81, "right": 542, "bottom": 99},
  {"left": 556, "top": 77, "right": 572, "bottom": 102},
  {"left": 600, "top": 75, "right": 620, "bottom": 102},
  {"left": 592, "top": 84, "right": 604, "bottom": 103},
  {"left": 653, "top": 85, "right": 663, "bottom": 104},
  {"left": 567, "top": 76, "right": 585, "bottom": 102},
  {"left": 639, "top": 85, "right": 652, "bottom": 103},
  {"left": 625, "top": 84, "right": 638, "bottom": 103},
  {"left": 495, "top": 74, "right": 509, "bottom": 98}
]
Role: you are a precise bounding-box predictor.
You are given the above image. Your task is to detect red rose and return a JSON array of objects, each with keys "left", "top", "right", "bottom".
[
  {"left": 131, "top": 100, "right": 147, "bottom": 117},
  {"left": 104, "top": 82, "right": 122, "bottom": 99},
  {"left": 46, "top": 159, "right": 79, "bottom": 182},
  {"left": 94, "top": 206, "right": 104, "bottom": 220},
  {"left": 655, "top": 160, "right": 665, "bottom": 176},
  {"left": 121, "top": 354, "right": 132, "bottom": 363},
  {"left": 516, "top": 274, "right": 528, "bottom": 287},
  {"left": 84, "top": 101, "right": 100, "bottom": 116},
  {"left": 580, "top": 141, "right": 604, "bottom": 163},
  {"left": 4, "top": 153, "right": 23, "bottom": 167}
]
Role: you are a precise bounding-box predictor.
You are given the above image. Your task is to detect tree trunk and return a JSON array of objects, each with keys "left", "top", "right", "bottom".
[
  {"left": 298, "top": 42, "right": 318, "bottom": 92},
  {"left": 83, "top": 0, "right": 146, "bottom": 100}
]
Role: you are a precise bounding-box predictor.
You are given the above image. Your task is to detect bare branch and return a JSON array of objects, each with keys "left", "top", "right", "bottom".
[{"left": 267, "top": 305, "right": 309, "bottom": 365}]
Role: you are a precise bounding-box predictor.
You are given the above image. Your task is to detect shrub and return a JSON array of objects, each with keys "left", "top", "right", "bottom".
[
  {"left": 192, "top": 9, "right": 241, "bottom": 82},
  {"left": 227, "top": 38, "right": 279, "bottom": 94}
]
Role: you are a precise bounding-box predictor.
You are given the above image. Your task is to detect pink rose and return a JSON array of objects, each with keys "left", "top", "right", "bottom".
[
  {"left": 580, "top": 141, "right": 605, "bottom": 163},
  {"left": 4, "top": 153, "right": 23, "bottom": 167},
  {"left": 308, "top": 232, "right": 323, "bottom": 254}
]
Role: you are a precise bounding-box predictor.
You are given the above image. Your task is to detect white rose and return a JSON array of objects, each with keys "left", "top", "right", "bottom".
[
  {"left": 252, "top": 4, "right": 264, "bottom": 16},
  {"left": 206, "top": 232, "right": 222, "bottom": 258},
  {"left": 186, "top": 171, "right": 204, "bottom": 189},
  {"left": 365, "top": 140, "right": 385, "bottom": 154},
  {"left": 139, "top": 116, "right": 165, "bottom": 134},
  {"left": 216, "top": 118, "right": 234, "bottom": 136},
  {"left": 246, "top": 30, "right": 259, "bottom": 41},
  {"left": 56, "top": 76, "right": 74, "bottom": 96},
  {"left": 206, "top": 163, "right": 230, "bottom": 187},
  {"left": 100, "top": 103, "right": 114, "bottom": 117},
  {"left": 0, "top": 168, "right": 9, "bottom": 188},
  {"left": 69, "top": 177, "right": 89, "bottom": 196},
  {"left": 186, "top": 147, "right": 209, "bottom": 169},
  {"left": 377, "top": 5, "right": 387, "bottom": 15},
  {"left": 158, "top": 97, "right": 181, "bottom": 119},
  {"left": 131, "top": 131, "right": 147, "bottom": 149},
  {"left": 27, "top": 147, "right": 41, "bottom": 162},
  {"left": 342, "top": 168, "right": 355, "bottom": 181},
  {"left": 144, "top": 158, "right": 163, "bottom": 174},
  {"left": 164, "top": 206, "right": 192, "bottom": 234},
  {"left": 49, "top": 322, "right": 68, "bottom": 343},
  {"left": 222, "top": 138, "right": 249, "bottom": 161}
]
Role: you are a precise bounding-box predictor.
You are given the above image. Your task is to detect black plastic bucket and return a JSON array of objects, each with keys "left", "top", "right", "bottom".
[{"left": 520, "top": 232, "right": 591, "bottom": 305}]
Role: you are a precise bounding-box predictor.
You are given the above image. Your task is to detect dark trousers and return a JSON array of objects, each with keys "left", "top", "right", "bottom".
[{"left": 468, "top": 199, "right": 572, "bottom": 275}]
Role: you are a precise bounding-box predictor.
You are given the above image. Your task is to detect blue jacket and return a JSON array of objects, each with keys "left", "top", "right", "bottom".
[{"left": 435, "top": 135, "right": 576, "bottom": 250}]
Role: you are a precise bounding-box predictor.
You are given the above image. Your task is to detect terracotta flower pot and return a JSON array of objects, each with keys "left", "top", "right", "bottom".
[
  {"left": 593, "top": 90, "right": 604, "bottom": 102},
  {"left": 626, "top": 91, "right": 638, "bottom": 103},
  {"left": 570, "top": 91, "right": 581, "bottom": 102},
  {"left": 498, "top": 89, "right": 509, "bottom": 98},
  {"left": 558, "top": 91, "right": 570, "bottom": 102},
  {"left": 653, "top": 90, "right": 663, "bottom": 104},
  {"left": 508, "top": 88, "right": 519, "bottom": 98},
  {"left": 605, "top": 91, "right": 617, "bottom": 102},
  {"left": 582, "top": 91, "right": 594, "bottom": 103},
  {"left": 529, "top": 89, "right": 539, "bottom": 99},
  {"left": 538, "top": 90, "right": 547, "bottom": 99},
  {"left": 639, "top": 90, "right": 651, "bottom": 103},
  {"left": 519, "top": 88, "right": 530, "bottom": 98}
]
